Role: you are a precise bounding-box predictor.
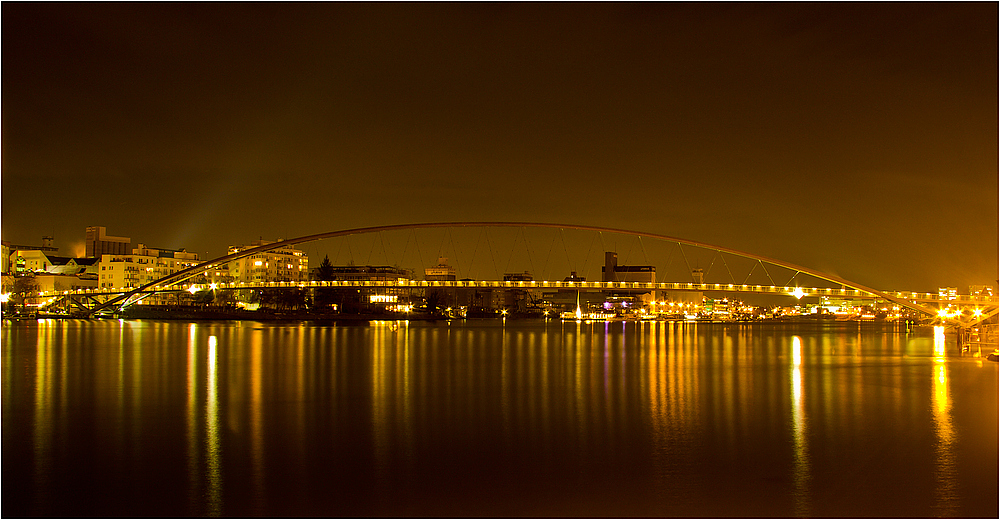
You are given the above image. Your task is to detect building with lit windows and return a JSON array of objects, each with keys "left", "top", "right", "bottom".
[
  {"left": 226, "top": 240, "right": 309, "bottom": 284},
  {"left": 99, "top": 245, "right": 200, "bottom": 289},
  {"left": 938, "top": 287, "right": 957, "bottom": 300},
  {"left": 10, "top": 249, "right": 56, "bottom": 273},
  {"left": 324, "top": 264, "right": 413, "bottom": 313}
]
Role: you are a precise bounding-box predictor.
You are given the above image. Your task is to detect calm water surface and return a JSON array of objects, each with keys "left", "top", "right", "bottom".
[{"left": 2, "top": 318, "right": 997, "bottom": 517}]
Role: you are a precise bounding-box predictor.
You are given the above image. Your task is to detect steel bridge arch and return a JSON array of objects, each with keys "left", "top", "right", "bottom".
[{"left": 92, "top": 221, "right": 938, "bottom": 317}]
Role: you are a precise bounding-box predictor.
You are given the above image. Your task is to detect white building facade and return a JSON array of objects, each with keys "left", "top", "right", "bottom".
[
  {"left": 99, "top": 244, "right": 201, "bottom": 290},
  {"left": 227, "top": 240, "right": 309, "bottom": 284}
]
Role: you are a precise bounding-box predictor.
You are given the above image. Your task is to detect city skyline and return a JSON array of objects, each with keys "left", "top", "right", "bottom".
[{"left": 3, "top": 3, "right": 997, "bottom": 293}]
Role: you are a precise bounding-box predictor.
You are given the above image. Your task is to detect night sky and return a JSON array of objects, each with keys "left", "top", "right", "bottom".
[{"left": 2, "top": 2, "right": 997, "bottom": 293}]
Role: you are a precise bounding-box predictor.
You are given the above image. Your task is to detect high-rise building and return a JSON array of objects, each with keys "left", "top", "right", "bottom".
[{"left": 86, "top": 226, "right": 130, "bottom": 258}]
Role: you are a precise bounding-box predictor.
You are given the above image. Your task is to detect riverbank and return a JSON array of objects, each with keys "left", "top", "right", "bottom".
[{"left": 110, "top": 306, "right": 449, "bottom": 322}]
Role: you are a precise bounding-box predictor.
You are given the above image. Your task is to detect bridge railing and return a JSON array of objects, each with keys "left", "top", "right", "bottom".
[{"left": 38, "top": 279, "right": 999, "bottom": 305}]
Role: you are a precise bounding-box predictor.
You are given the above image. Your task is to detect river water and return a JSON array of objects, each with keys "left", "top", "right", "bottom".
[{"left": 2, "top": 318, "right": 997, "bottom": 517}]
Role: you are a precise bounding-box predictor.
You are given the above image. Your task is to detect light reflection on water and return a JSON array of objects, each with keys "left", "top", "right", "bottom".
[
  {"left": 790, "top": 336, "right": 810, "bottom": 517},
  {"left": 2, "top": 319, "right": 997, "bottom": 518},
  {"left": 932, "top": 325, "right": 958, "bottom": 516}
]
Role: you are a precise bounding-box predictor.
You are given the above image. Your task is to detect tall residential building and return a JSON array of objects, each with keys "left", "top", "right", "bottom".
[
  {"left": 86, "top": 226, "right": 131, "bottom": 258},
  {"left": 98, "top": 244, "right": 201, "bottom": 290},
  {"left": 227, "top": 240, "right": 309, "bottom": 283}
]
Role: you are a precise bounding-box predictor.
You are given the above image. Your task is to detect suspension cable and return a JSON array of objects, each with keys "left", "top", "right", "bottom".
[
  {"left": 468, "top": 227, "right": 483, "bottom": 280},
  {"left": 720, "top": 251, "right": 736, "bottom": 284},
  {"left": 540, "top": 228, "right": 556, "bottom": 280},
  {"left": 705, "top": 251, "right": 717, "bottom": 281},
  {"left": 560, "top": 228, "right": 573, "bottom": 274},
  {"left": 485, "top": 227, "right": 500, "bottom": 280},
  {"left": 678, "top": 242, "right": 692, "bottom": 275},
  {"left": 758, "top": 260, "right": 776, "bottom": 286},
  {"left": 741, "top": 261, "right": 757, "bottom": 285},
  {"left": 522, "top": 227, "right": 536, "bottom": 277},
  {"left": 448, "top": 228, "right": 461, "bottom": 279}
]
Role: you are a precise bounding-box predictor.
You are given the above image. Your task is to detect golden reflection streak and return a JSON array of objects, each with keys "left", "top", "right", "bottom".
[
  {"left": 132, "top": 320, "right": 143, "bottom": 447},
  {"left": 573, "top": 319, "right": 585, "bottom": 451},
  {"left": 502, "top": 323, "right": 510, "bottom": 442},
  {"left": 372, "top": 323, "right": 389, "bottom": 481},
  {"left": 647, "top": 321, "right": 669, "bottom": 480},
  {"left": 186, "top": 324, "right": 199, "bottom": 513},
  {"left": 116, "top": 320, "right": 125, "bottom": 472},
  {"left": 33, "top": 320, "right": 54, "bottom": 514},
  {"left": 58, "top": 323, "right": 68, "bottom": 429},
  {"left": 400, "top": 321, "right": 413, "bottom": 465},
  {"left": 2, "top": 323, "right": 12, "bottom": 422},
  {"left": 295, "top": 325, "right": 307, "bottom": 474},
  {"left": 206, "top": 335, "right": 221, "bottom": 517},
  {"left": 723, "top": 331, "right": 734, "bottom": 453},
  {"left": 790, "top": 336, "right": 811, "bottom": 517},
  {"left": 602, "top": 323, "right": 610, "bottom": 433},
  {"left": 250, "top": 329, "right": 264, "bottom": 514},
  {"left": 931, "top": 326, "right": 958, "bottom": 516},
  {"left": 540, "top": 328, "right": 550, "bottom": 441}
]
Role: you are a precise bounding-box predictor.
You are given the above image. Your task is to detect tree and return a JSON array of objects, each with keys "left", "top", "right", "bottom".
[
  {"left": 315, "top": 255, "right": 335, "bottom": 280},
  {"left": 313, "top": 255, "right": 337, "bottom": 310},
  {"left": 278, "top": 288, "right": 306, "bottom": 311},
  {"left": 214, "top": 289, "right": 236, "bottom": 308},
  {"left": 8, "top": 275, "right": 39, "bottom": 313},
  {"left": 425, "top": 289, "right": 444, "bottom": 315},
  {"left": 193, "top": 289, "right": 215, "bottom": 307}
]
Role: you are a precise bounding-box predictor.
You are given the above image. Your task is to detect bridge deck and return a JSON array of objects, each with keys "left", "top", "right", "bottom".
[{"left": 40, "top": 280, "right": 999, "bottom": 305}]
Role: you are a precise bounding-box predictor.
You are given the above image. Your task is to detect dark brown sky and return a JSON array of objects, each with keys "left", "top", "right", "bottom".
[{"left": 2, "top": 2, "right": 997, "bottom": 292}]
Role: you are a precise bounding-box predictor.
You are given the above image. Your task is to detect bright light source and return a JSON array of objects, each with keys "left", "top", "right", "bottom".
[
  {"left": 209, "top": 283, "right": 218, "bottom": 290},
  {"left": 973, "top": 308, "right": 983, "bottom": 316},
  {"left": 0, "top": 293, "right": 9, "bottom": 303},
  {"left": 790, "top": 287, "right": 807, "bottom": 299},
  {"left": 188, "top": 286, "right": 200, "bottom": 294}
]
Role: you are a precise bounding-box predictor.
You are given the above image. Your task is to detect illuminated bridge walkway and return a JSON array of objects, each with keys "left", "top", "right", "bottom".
[
  {"left": 40, "top": 279, "right": 999, "bottom": 307},
  {"left": 49, "top": 221, "right": 997, "bottom": 326}
]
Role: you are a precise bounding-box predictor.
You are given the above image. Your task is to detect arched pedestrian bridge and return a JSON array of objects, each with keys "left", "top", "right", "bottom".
[{"left": 41, "top": 222, "right": 998, "bottom": 326}]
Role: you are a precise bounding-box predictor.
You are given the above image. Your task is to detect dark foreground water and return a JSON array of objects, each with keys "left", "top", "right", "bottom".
[{"left": 2, "top": 318, "right": 997, "bottom": 518}]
